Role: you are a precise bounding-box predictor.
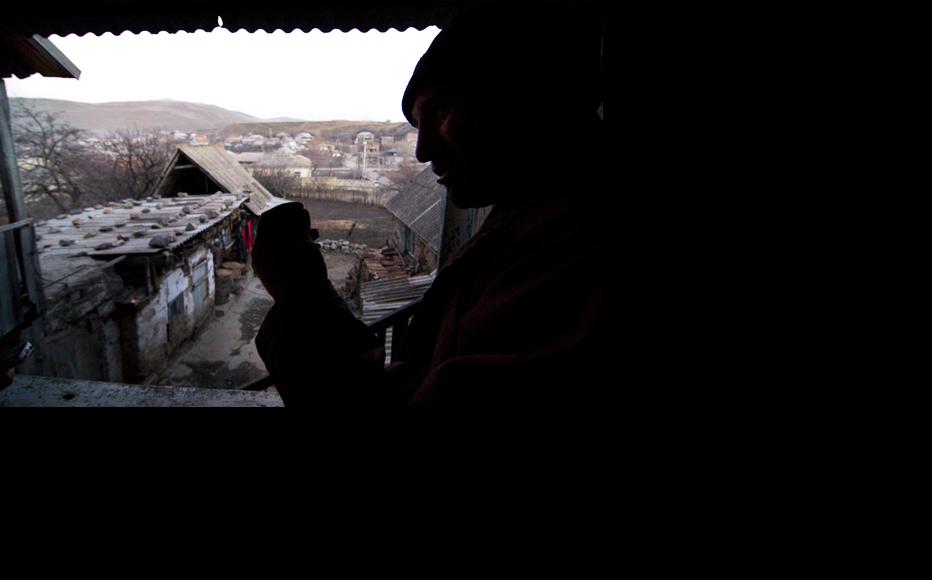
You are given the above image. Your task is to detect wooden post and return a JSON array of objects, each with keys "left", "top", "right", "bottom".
[
  {"left": 0, "top": 80, "right": 26, "bottom": 223},
  {"left": 0, "top": 79, "right": 46, "bottom": 368}
]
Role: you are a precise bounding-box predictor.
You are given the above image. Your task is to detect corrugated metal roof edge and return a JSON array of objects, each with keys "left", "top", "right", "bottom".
[
  {"left": 6, "top": 2, "right": 599, "bottom": 37},
  {"left": 6, "top": 8, "right": 453, "bottom": 38},
  {"left": 26, "top": 25, "right": 439, "bottom": 37},
  {"left": 5, "top": 5, "right": 457, "bottom": 36}
]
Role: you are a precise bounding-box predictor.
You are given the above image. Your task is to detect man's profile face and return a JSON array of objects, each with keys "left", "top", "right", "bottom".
[{"left": 411, "top": 87, "right": 500, "bottom": 209}]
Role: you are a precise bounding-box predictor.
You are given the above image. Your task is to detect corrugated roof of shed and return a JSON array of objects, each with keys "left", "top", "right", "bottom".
[{"left": 384, "top": 167, "right": 444, "bottom": 254}]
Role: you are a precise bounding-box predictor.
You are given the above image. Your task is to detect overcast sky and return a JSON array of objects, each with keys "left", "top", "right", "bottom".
[{"left": 5, "top": 26, "right": 441, "bottom": 122}]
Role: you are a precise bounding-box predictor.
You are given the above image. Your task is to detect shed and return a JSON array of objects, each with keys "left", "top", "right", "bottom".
[
  {"left": 31, "top": 193, "right": 251, "bottom": 382},
  {"left": 153, "top": 144, "right": 288, "bottom": 216}
]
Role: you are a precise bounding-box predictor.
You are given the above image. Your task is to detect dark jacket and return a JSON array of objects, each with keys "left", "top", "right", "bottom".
[{"left": 256, "top": 185, "right": 606, "bottom": 412}]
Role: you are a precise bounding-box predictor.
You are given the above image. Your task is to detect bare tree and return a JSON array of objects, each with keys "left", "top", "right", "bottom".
[
  {"left": 300, "top": 148, "right": 327, "bottom": 169},
  {"left": 13, "top": 103, "right": 90, "bottom": 211},
  {"left": 98, "top": 129, "right": 174, "bottom": 199},
  {"left": 253, "top": 168, "right": 301, "bottom": 197},
  {"left": 302, "top": 175, "right": 331, "bottom": 195},
  {"left": 396, "top": 160, "right": 423, "bottom": 183}
]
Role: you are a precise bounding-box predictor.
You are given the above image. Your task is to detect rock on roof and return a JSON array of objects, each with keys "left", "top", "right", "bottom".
[{"left": 34, "top": 193, "right": 246, "bottom": 259}]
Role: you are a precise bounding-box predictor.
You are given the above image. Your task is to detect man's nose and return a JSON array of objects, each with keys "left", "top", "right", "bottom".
[{"left": 415, "top": 130, "right": 434, "bottom": 163}]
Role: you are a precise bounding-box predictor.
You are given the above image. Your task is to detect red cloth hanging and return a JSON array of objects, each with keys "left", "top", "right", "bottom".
[{"left": 245, "top": 218, "right": 256, "bottom": 253}]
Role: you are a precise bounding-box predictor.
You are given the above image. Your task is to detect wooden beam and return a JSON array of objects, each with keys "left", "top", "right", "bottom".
[
  {"left": 0, "top": 218, "right": 32, "bottom": 235},
  {"left": 172, "top": 164, "right": 197, "bottom": 170},
  {"left": 0, "top": 81, "right": 27, "bottom": 224},
  {"left": 0, "top": 33, "right": 81, "bottom": 79},
  {"left": 0, "top": 79, "right": 45, "bottom": 354},
  {"left": 27, "top": 35, "right": 81, "bottom": 79}
]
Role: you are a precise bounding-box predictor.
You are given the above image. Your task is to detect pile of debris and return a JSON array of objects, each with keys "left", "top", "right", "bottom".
[
  {"left": 362, "top": 246, "right": 409, "bottom": 281},
  {"left": 316, "top": 239, "right": 367, "bottom": 256},
  {"left": 316, "top": 240, "right": 409, "bottom": 279}
]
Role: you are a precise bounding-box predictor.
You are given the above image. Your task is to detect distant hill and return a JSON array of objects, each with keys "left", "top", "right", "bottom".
[
  {"left": 220, "top": 120, "right": 415, "bottom": 142},
  {"left": 262, "top": 117, "right": 308, "bottom": 123},
  {"left": 9, "top": 98, "right": 264, "bottom": 135}
]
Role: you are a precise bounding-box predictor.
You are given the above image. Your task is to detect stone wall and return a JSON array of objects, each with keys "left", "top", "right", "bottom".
[{"left": 288, "top": 178, "right": 390, "bottom": 206}]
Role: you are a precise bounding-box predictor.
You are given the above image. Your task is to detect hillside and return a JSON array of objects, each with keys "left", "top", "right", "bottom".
[
  {"left": 9, "top": 98, "right": 260, "bottom": 134},
  {"left": 219, "top": 120, "right": 415, "bottom": 142}
]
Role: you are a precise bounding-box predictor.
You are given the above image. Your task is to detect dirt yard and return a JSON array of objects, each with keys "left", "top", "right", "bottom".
[
  {"left": 292, "top": 198, "right": 395, "bottom": 248},
  {"left": 156, "top": 251, "right": 363, "bottom": 391}
]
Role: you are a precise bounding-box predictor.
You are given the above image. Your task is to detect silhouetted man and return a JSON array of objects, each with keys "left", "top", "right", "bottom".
[{"left": 254, "top": 6, "right": 604, "bottom": 411}]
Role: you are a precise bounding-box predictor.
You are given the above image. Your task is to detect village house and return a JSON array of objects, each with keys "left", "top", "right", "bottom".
[
  {"left": 241, "top": 134, "right": 267, "bottom": 149},
  {"left": 363, "top": 139, "right": 380, "bottom": 157},
  {"left": 381, "top": 148, "right": 403, "bottom": 168},
  {"left": 234, "top": 151, "right": 264, "bottom": 171},
  {"left": 251, "top": 149, "right": 313, "bottom": 179},
  {"left": 355, "top": 131, "right": 375, "bottom": 146},
  {"left": 23, "top": 144, "right": 286, "bottom": 383},
  {"left": 234, "top": 149, "right": 312, "bottom": 179},
  {"left": 33, "top": 193, "right": 242, "bottom": 381},
  {"left": 403, "top": 131, "right": 418, "bottom": 162}
]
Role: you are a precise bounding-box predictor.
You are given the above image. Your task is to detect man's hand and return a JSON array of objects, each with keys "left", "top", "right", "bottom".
[{"left": 252, "top": 202, "right": 332, "bottom": 304}]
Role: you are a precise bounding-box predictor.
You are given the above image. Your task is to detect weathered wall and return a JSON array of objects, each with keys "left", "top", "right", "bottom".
[
  {"left": 1, "top": 375, "right": 284, "bottom": 407},
  {"left": 292, "top": 189, "right": 388, "bottom": 206},
  {"left": 123, "top": 247, "right": 216, "bottom": 381},
  {"left": 38, "top": 259, "right": 127, "bottom": 382},
  {"left": 126, "top": 289, "right": 167, "bottom": 381},
  {"left": 244, "top": 166, "right": 312, "bottom": 179},
  {"left": 288, "top": 178, "right": 389, "bottom": 206},
  {"left": 41, "top": 318, "right": 124, "bottom": 383}
]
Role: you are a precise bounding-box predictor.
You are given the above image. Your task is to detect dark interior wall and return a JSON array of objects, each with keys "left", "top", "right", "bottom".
[{"left": 155, "top": 153, "right": 226, "bottom": 198}]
